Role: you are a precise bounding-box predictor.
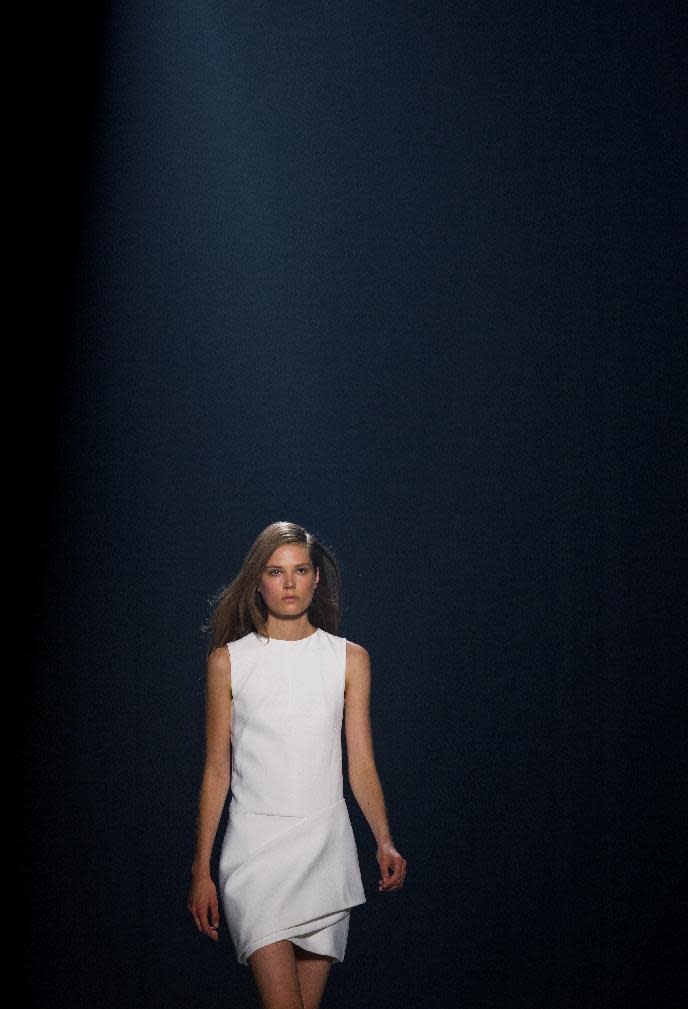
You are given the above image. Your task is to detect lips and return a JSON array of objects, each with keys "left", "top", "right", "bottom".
[{"left": 283, "top": 596, "right": 297, "bottom": 601}]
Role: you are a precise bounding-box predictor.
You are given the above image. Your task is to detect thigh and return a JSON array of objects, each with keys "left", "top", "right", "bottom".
[
  {"left": 247, "top": 939, "right": 304, "bottom": 1009},
  {"left": 293, "top": 946, "right": 335, "bottom": 1009}
]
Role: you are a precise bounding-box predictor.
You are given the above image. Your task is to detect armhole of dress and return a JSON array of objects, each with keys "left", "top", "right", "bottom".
[
  {"left": 342, "top": 637, "right": 348, "bottom": 698},
  {"left": 226, "top": 641, "right": 234, "bottom": 699}
]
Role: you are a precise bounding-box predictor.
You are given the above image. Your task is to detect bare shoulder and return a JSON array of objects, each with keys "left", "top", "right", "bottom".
[
  {"left": 207, "top": 643, "right": 232, "bottom": 693},
  {"left": 345, "top": 639, "right": 371, "bottom": 686},
  {"left": 345, "top": 639, "right": 370, "bottom": 663}
]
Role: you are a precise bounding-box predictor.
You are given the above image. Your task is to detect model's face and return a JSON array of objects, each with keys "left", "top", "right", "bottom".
[{"left": 258, "top": 544, "right": 319, "bottom": 617}]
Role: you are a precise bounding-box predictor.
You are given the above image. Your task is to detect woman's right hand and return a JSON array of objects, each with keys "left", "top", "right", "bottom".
[{"left": 187, "top": 872, "right": 220, "bottom": 941}]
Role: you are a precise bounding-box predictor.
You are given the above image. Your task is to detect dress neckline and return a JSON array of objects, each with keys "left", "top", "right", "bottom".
[{"left": 255, "top": 627, "right": 322, "bottom": 644}]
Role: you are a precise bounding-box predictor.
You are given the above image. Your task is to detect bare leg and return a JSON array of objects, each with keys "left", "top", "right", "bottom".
[
  {"left": 293, "top": 944, "right": 335, "bottom": 1009},
  {"left": 247, "top": 939, "right": 305, "bottom": 1009}
]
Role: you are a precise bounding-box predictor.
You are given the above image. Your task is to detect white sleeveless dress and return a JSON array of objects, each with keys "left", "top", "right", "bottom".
[{"left": 218, "top": 627, "right": 367, "bottom": 965}]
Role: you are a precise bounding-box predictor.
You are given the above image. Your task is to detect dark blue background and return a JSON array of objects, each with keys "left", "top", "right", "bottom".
[{"left": 22, "top": 2, "right": 684, "bottom": 1007}]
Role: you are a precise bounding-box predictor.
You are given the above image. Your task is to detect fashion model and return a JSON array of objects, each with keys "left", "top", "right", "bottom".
[{"left": 187, "top": 520, "right": 407, "bottom": 1009}]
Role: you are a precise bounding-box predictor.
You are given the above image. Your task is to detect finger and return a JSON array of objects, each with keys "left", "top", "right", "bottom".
[
  {"left": 208, "top": 899, "right": 219, "bottom": 940},
  {"left": 377, "top": 855, "right": 394, "bottom": 881},
  {"left": 382, "top": 855, "right": 403, "bottom": 884},
  {"left": 198, "top": 903, "right": 213, "bottom": 937},
  {"left": 203, "top": 898, "right": 220, "bottom": 939},
  {"left": 390, "top": 854, "right": 404, "bottom": 876},
  {"left": 390, "top": 861, "right": 408, "bottom": 890},
  {"left": 378, "top": 856, "right": 396, "bottom": 881},
  {"left": 380, "top": 857, "right": 407, "bottom": 890}
]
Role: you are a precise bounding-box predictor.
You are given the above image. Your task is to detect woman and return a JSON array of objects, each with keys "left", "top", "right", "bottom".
[{"left": 187, "top": 520, "right": 407, "bottom": 1009}]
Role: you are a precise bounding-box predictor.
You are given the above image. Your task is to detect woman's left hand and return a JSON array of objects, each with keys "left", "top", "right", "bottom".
[{"left": 376, "top": 840, "right": 407, "bottom": 892}]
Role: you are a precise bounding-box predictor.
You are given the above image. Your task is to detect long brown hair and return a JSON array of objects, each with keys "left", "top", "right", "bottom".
[{"left": 203, "top": 521, "right": 342, "bottom": 654}]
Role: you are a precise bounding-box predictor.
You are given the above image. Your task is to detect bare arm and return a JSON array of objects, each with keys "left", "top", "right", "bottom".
[
  {"left": 191, "top": 645, "right": 233, "bottom": 879},
  {"left": 344, "top": 641, "right": 393, "bottom": 845},
  {"left": 344, "top": 641, "right": 407, "bottom": 892}
]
